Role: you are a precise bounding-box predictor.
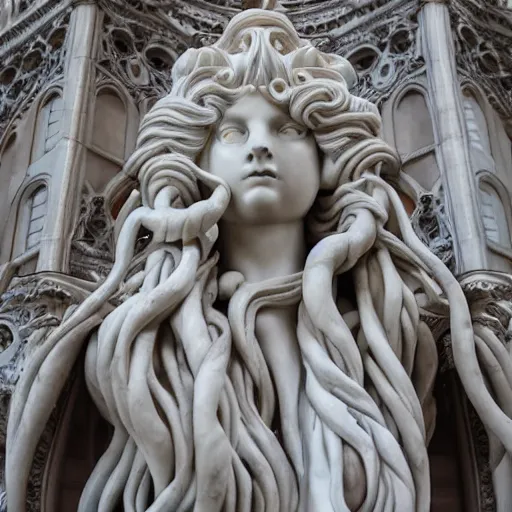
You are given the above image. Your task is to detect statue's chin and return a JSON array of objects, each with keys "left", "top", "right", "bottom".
[{"left": 224, "top": 187, "right": 311, "bottom": 225}]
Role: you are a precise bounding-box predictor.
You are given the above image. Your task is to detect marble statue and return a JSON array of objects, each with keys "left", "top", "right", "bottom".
[{"left": 5, "top": 7, "right": 512, "bottom": 512}]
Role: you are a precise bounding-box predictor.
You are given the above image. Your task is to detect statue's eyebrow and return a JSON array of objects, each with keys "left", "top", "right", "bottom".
[
  {"left": 267, "top": 111, "right": 302, "bottom": 131},
  {"left": 219, "top": 111, "right": 246, "bottom": 125},
  {"left": 220, "top": 111, "right": 293, "bottom": 126}
]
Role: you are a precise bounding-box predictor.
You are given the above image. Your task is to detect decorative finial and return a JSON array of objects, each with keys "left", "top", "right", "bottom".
[{"left": 241, "top": 0, "right": 286, "bottom": 12}]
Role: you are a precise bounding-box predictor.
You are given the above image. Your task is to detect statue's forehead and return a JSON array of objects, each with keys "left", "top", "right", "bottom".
[{"left": 221, "top": 91, "right": 290, "bottom": 121}]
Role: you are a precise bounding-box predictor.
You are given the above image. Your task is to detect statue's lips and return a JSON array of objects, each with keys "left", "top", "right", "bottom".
[{"left": 244, "top": 169, "right": 278, "bottom": 180}]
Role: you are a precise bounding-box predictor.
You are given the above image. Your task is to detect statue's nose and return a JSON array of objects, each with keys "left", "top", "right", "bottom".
[{"left": 248, "top": 146, "right": 273, "bottom": 162}]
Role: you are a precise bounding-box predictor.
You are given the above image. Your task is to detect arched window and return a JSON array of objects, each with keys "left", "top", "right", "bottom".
[
  {"left": 25, "top": 185, "right": 48, "bottom": 250},
  {"left": 92, "top": 90, "right": 127, "bottom": 160},
  {"left": 393, "top": 90, "right": 440, "bottom": 191},
  {"left": 462, "top": 92, "right": 495, "bottom": 173},
  {"left": 463, "top": 94, "right": 491, "bottom": 154},
  {"left": 31, "top": 94, "right": 63, "bottom": 162},
  {"left": 479, "top": 180, "right": 511, "bottom": 248},
  {"left": 85, "top": 89, "right": 128, "bottom": 195}
]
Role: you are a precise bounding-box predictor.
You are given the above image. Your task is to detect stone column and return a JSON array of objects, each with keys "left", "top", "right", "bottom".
[
  {"left": 0, "top": 4, "right": 100, "bottom": 510},
  {"left": 460, "top": 272, "right": 512, "bottom": 512},
  {"left": 0, "top": 274, "right": 87, "bottom": 511},
  {"left": 422, "top": 3, "right": 512, "bottom": 510},
  {"left": 420, "top": 0, "right": 487, "bottom": 272},
  {"left": 40, "top": 2, "right": 98, "bottom": 272}
]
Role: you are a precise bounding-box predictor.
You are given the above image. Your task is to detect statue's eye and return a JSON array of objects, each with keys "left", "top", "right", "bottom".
[
  {"left": 219, "top": 126, "right": 246, "bottom": 143},
  {"left": 278, "top": 124, "right": 306, "bottom": 139}
]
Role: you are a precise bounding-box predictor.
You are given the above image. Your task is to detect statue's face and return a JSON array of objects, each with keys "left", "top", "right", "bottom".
[{"left": 202, "top": 92, "right": 320, "bottom": 224}]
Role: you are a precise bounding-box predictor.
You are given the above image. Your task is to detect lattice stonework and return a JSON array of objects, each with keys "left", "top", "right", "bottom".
[
  {"left": 451, "top": 0, "right": 512, "bottom": 121},
  {"left": 0, "top": 8, "right": 69, "bottom": 139},
  {"left": 95, "top": 0, "right": 423, "bottom": 108}
]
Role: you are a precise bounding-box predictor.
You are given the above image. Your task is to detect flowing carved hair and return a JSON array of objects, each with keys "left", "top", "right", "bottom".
[{"left": 6, "top": 9, "right": 512, "bottom": 512}]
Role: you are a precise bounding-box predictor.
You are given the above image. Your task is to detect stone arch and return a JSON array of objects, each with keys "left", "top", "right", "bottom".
[
  {"left": 461, "top": 85, "right": 496, "bottom": 174},
  {"left": 24, "top": 185, "right": 48, "bottom": 251},
  {"left": 392, "top": 84, "right": 440, "bottom": 192},
  {"left": 91, "top": 86, "right": 128, "bottom": 161},
  {"left": 85, "top": 84, "right": 138, "bottom": 194},
  {"left": 30, "top": 89, "right": 64, "bottom": 163},
  {"left": 11, "top": 179, "right": 49, "bottom": 265},
  {"left": 476, "top": 171, "right": 512, "bottom": 252}
]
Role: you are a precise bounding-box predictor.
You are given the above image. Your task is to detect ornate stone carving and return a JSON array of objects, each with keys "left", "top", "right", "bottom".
[
  {"left": 0, "top": 8, "right": 69, "bottom": 139},
  {"left": 0, "top": 275, "right": 81, "bottom": 512},
  {"left": 410, "top": 192, "right": 456, "bottom": 273},
  {"left": 96, "top": 4, "right": 187, "bottom": 106},
  {"left": 436, "top": 332, "right": 454, "bottom": 373},
  {"left": 69, "top": 194, "right": 153, "bottom": 284},
  {"left": 460, "top": 272, "right": 512, "bottom": 343},
  {"left": 2, "top": 2, "right": 512, "bottom": 511},
  {"left": 468, "top": 403, "right": 496, "bottom": 512},
  {"left": 7, "top": 7, "right": 511, "bottom": 512},
  {"left": 450, "top": 0, "right": 512, "bottom": 119},
  {"left": 0, "top": 0, "right": 37, "bottom": 33},
  {"left": 0, "top": 275, "right": 79, "bottom": 384},
  {"left": 96, "top": 0, "right": 423, "bottom": 108},
  {"left": 69, "top": 196, "right": 115, "bottom": 283},
  {"left": 443, "top": 272, "right": 512, "bottom": 512},
  {"left": 430, "top": 271, "right": 512, "bottom": 373},
  {"left": 315, "top": 0, "right": 424, "bottom": 106}
]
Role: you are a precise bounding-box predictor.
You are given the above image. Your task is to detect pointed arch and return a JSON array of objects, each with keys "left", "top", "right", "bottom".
[
  {"left": 11, "top": 179, "right": 49, "bottom": 264},
  {"left": 84, "top": 83, "right": 139, "bottom": 195},
  {"left": 392, "top": 84, "right": 440, "bottom": 192},
  {"left": 31, "top": 90, "right": 64, "bottom": 163},
  {"left": 91, "top": 87, "right": 128, "bottom": 161},
  {"left": 476, "top": 171, "right": 512, "bottom": 254}
]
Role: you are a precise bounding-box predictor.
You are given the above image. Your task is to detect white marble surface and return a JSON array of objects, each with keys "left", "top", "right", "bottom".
[{"left": 2, "top": 5, "right": 512, "bottom": 512}]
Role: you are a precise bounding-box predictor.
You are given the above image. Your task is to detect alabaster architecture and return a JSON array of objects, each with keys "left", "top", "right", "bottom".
[{"left": 1, "top": 1, "right": 512, "bottom": 511}]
